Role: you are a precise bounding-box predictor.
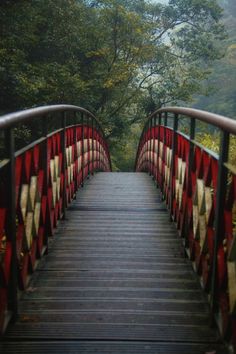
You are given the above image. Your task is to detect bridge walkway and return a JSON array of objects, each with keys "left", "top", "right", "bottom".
[{"left": 1, "top": 173, "right": 226, "bottom": 353}]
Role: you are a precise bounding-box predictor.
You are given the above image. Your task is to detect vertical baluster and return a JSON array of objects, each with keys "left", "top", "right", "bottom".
[
  {"left": 169, "top": 113, "right": 178, "bottom": 219},
  {"left": 153, "top": 115, "right": 157, "bottom": 182},
  {"left": 101, "top": 130, "right": 104, "bottom": 171},
  {"left": 151, "top": 117, "right": 154, "bottom": 176},
  {"left": 144, "top": 123, "right": 147, "bottom": 172},
  {"left": 135, "top": 130, "right": 141, "bottom": 171},
  {"left": 99, "top": 128, "right": 102, "bottom": 171},
  {"left": 41, "top": 116, "right": 49, "bottom": 247},
  {"left": 139, "top": 131, "right": 143, "bottom": 171},
  {"left": 161, "top": 113, "right": 168, "bottom": 196},
  {"left": 149, "top": 119, "right": 152, "bottom": 175},
  {"left": 5, "top": 128, "right": 18, "bottom": 321},
  {"left": 145, "top": 122, "right": 147, "bottom": 172},
  {"left": 148, "top": 119, "right": 151, "bottom": 175},
  {"left": 139, "top": 132, "right": 142, "bottom": 171},
  {"left": 189, "top": 118, "right": 196, "bottom": 173},
  {"left": 164, "top": 112, "right": 168, "bottom": 127},
  {"left": 93, "top": 120, "right": 98, "bottom": 169},
  {"left": 73, "top": 111, "right": 78, "bottom": 196},
  {"left": 157, "top": 113, "right": 161, "bottom": 188},
  {"left": 97, "top": 124, "right": 99, "bottom": 171},
  {"left": 61, "top": 112, "right": 67, "bottom": 219},
  {"left": 87, "top": 115, "right": 90, "bottom": 177},
  {"left": 211, "top": 130, "right": 229, "bottom": 316},
  {"left": 81, "top": 113, "right": 84, "bottom": 187},
  {"left": 91, "top": 118, "right": 94, "bottom": 175},
  {"left": 184, "top": 118, "right": 196, "bottom": 245}
]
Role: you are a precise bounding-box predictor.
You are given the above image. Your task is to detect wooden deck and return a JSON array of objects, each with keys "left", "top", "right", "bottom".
[{"left": 1, "top": 173, "right": 226, "bottom": 353}]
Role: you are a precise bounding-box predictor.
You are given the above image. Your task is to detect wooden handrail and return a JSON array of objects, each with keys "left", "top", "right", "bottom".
[{"left": 147, "top": 106, "right": 236, "bottom": 134}]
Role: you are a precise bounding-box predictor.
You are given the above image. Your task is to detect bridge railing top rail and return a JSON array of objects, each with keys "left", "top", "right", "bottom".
[
  {"left": 0, "top": 104, "right": 103, "bottom": 134},
  {"left": 145, "top": 106, "right": 236, "bottom": 135}
]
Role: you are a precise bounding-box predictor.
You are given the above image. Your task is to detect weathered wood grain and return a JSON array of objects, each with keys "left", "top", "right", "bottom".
[{"left": 2, "top": 173, "right": 226, "bottom": 353}]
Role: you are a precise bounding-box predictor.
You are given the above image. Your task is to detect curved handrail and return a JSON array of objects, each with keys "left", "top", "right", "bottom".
[
  {"left": 146, "top": 106, "right": 236, "bottom": 134},
  {"left": 0, "top": 104, "right": 112, "bottom": 334},
  {"left": 135, "top": 106, "right": 236, "bottom": 348},
  {"left": 0, "top": 104, "right": 105, "bottom": 137}
]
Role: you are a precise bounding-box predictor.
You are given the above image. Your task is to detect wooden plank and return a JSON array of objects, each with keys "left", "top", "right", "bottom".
[
  {"left": 2, "top": 172, "right": 225, "bottom": 353},
  {"left": 0, "top": 342, "right": 227, "bottom": 354}
]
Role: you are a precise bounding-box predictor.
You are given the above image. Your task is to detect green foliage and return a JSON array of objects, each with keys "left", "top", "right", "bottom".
[
  {"left": 0, "top": 0, "right": 228, "bottom": 169},
  {"left": 196, "top": 132, "right": 236, "bottom": 165},
  {"left": 193, "top": 0, "right": 236, "bottom": 119},
  {"left": 111, "top": 123, "right": 141, "bottom": 171}
]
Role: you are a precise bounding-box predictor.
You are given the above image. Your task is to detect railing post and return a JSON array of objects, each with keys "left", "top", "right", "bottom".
[
  {"left": 81, "top": 113, "right": 84, "bottom": 187},
  {"left": 145, "top": 122, "right": 148, "bottom": 172},
  {"left": 149, "top": 119, "right": 152, "bottom": 175},
  {"left": 152, "top": 115, "right": 157, "bottom": 180},
  {"left": 169, "top": 113, "right": 178, "bottom": 218},
  {"left": 160, "top": 112, "right": 168, "bottom": 196},
  {"left": 135, "top": 129, "right": 141, "bottom": 171},
  {"left": 61, "top": 112, "right": 67, "bottom": 219},
  {"left": 189, "top": 117, "right": 196, "bottom": 165},
  {"left": 91, "top": 118, "right": 94, "bottom": 175},
  {"left": 156, "top": 113, "right": 162, "bottom": 188},
  {"left": 87, "top": 114, "right": 90, "bottom": 177},
  {"left": 73, "top": 111, "right": 78, "bottom": 196},
  {"left": 94, "top": 120, "right": 98, "bottom": 171},
  {"left": 161, "top": 113, "right": 168, "bottom": 197},
  {"left": 164, "top": 112, "right": 168, "bottom": 127},
  {"left": 41, "top": 116, "right": 50, "bottom": 246},
  {"left": 184, "top": 117, "right": 196, "bottom": 245},
  {"left": 99, "top": 129, "right": 102, "bottom": 171},
  {"left": 210, "top": 130, "right": 229, "bottom": 316},
  {"left": 5, "top": 128, "right": 18, "bottom": 321}
]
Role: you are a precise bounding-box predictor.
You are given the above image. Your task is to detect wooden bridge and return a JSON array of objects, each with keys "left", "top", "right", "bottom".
[{"left": 0, "top": 105, "right": 236, "bottom": 353}]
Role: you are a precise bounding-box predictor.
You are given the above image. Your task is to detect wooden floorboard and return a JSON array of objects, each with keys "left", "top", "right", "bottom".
[{"left": 1, "top": 173, "right": 227, "bottom": 353}]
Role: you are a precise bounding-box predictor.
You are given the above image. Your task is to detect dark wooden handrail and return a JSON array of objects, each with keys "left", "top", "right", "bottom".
[
  {"left": 147, "top": 106, "right": 236, "bottom": 134},
  {"left": 0, "top": 104, "right": 105, "bottom": 137}
]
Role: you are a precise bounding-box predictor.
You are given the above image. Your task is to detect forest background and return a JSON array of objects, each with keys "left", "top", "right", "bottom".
[{"left": 1, "top": 0, "right": 236, "bottom": 170}]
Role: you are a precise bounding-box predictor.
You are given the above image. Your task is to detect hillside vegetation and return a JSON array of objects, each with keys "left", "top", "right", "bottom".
[{"left": 0, "top": 0, "right": 233, "bottom": 170}]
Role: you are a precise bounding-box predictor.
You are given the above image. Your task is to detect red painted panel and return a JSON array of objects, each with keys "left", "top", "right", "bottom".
[{"left": 0, "top": 118, "right": 111, "bottom": 332}]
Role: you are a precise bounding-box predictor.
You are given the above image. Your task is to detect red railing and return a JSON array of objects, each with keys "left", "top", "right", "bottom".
[
  {"left": 0, "top": 105, "right": 111, "bottom": 333},
  {"left": 135, "top": 107, "right": 236, "bottom": 349}
]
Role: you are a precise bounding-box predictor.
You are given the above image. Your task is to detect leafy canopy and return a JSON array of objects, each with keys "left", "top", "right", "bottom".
[{"left": 0, "top": 0, "right": 226, "bottom": 169}]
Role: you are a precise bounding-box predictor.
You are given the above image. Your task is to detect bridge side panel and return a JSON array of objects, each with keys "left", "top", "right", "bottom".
[
  {"left": 0, "top": 124, "right": 111, "bottom": 333},
  {"left": 136, "top": 124, "right": 236, "bottom": 348}
]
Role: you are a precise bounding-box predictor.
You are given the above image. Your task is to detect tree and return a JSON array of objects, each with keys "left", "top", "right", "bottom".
[
  {"left": 0, "top": 0, "right": 226, "bottom": 169},
  {"left": 193, "top": 0, "right": 236, "bottom": 118}
]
